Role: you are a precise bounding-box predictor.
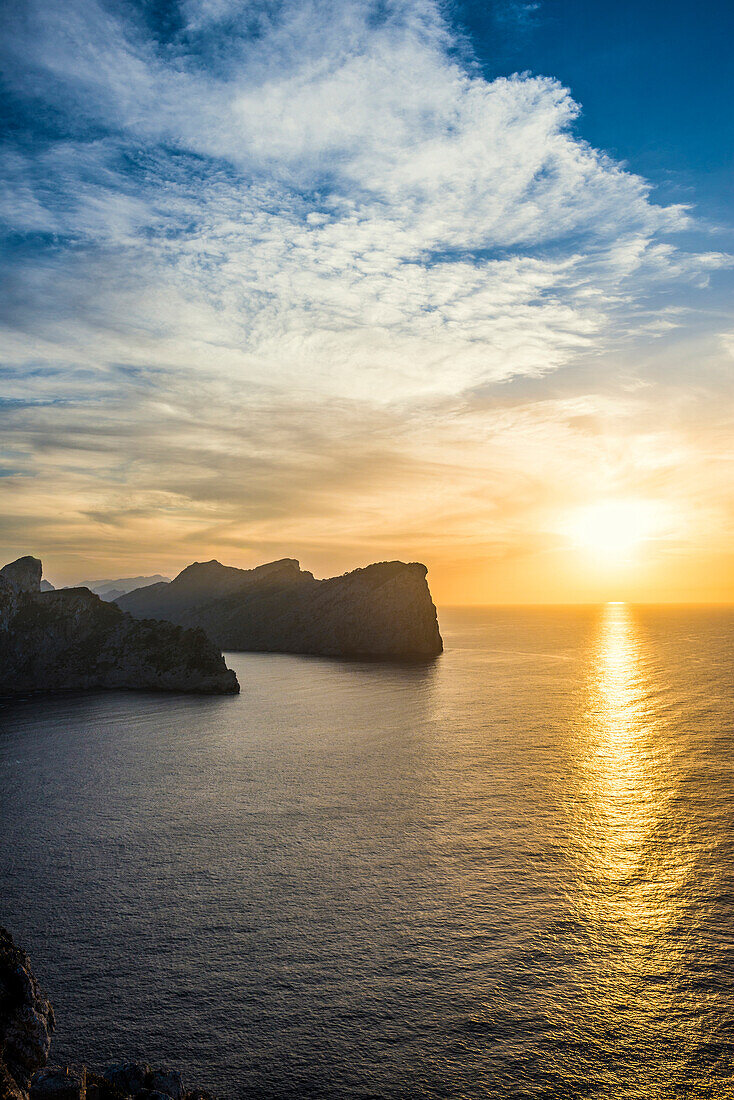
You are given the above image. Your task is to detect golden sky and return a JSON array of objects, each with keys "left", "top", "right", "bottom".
[{"left": 1, "top": 1, "right": 733, "bottom": 603}]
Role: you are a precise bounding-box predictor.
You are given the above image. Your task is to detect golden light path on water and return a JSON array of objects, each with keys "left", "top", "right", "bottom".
[
  {"left": 585, "top": 602, "right": 665, "bottom": 902},
  {"left": 570, "top": 602, "right": 701, "bottom": 1098}
]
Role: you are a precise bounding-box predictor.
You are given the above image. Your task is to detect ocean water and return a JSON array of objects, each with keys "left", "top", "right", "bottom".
[{"left": 1, "top": 604, "right": 732, "bottom": 1099}]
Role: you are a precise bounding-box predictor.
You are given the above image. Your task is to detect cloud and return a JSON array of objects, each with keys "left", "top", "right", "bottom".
[{"left": 0, "top": 0, "right": 731, "bottom": 593}]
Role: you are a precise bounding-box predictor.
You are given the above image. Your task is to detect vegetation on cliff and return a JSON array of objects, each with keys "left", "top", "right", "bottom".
[{"left": 0, "top": 557, "right": 238, "bottom": 696}]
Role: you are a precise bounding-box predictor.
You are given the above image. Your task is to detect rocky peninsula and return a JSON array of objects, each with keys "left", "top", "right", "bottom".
[
  {"left": 0, "top": 557, "right": 238, "bottom": 696},
  {"left": 117, "top": 558, "right": 443, "bottom": 661},
  {"left": 0, "top": 926, "right": 213, "bottom": 1100}
]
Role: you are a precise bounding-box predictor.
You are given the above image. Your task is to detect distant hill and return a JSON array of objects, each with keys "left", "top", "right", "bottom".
[
  {"left": 117, "top": 558, "right": 443, "bottom": 661},
  {"left": 72, "top": 574, "right": 170, "bottom": 601}
]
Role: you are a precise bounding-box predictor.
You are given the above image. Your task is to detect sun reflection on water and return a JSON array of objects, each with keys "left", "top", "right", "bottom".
[
  {"left": 566, "top": 602, "right": 702, "bottom": 1098},
  {"left": 579, "top": 602, "right": 697, "bottom": 931},
  {"left": 586, "top": 601, "right": 656, "bottom": 891}
]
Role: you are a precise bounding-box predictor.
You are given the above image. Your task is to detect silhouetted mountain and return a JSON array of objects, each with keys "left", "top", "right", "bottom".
[
  {"left": 39, "top": 579, "right": 54, "bottom": 592},
  {"left": 118, "top": 558, "right": 443, "bottom": 661},
  {"left": 0, "top": 557, "right": 238, "bottom": 696}
]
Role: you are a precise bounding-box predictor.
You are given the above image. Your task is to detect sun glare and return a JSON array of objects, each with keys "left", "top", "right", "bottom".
[{"left": 563, "top": 500, "right": 664, "bottom": 563}]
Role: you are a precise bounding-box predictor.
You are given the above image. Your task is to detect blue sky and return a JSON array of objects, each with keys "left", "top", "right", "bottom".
[
  {"left": 1, "top": 0, "right": 732, "bottom": 600},
  {"left": 460, "top": 1, "right": 734, "bottom": 205}
]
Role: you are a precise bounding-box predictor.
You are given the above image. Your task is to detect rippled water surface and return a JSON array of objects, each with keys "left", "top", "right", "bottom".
[{"left": 1, "top": 605, "right": 733, "bottom": 1098}]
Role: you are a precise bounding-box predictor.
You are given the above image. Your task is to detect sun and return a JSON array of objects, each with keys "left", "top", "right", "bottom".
[{"left": 562, "top": 499, "right": 664, "bottom": 563}]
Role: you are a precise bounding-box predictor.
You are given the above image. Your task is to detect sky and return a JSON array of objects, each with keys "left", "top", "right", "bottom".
[{"left": 1, "top": 0, "right": 733, "bottom": 603}]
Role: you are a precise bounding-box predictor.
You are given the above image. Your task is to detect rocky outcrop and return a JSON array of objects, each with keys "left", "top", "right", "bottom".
[
  {"left": 118, "top": 558, "right": 443, "bottom": 661},
  {"left": 0, "top": 928, "right": 55, "bottom": 1100},
  {"left": 0, "top": 558, "right": 43, "bottom": 595},
  {"left": 0, "top": 929, "right": 214, "bottom": 1100},
  {"left": 0, "top": 557, "right": 238, "bottom": 696}
]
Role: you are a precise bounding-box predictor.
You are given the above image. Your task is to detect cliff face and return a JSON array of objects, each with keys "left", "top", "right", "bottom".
[
  {"left": 118, "top": 559, "right": 443, "bottom": 661},
  {"left": 0, "top": 558, "right": 239, "bottom": 696}
]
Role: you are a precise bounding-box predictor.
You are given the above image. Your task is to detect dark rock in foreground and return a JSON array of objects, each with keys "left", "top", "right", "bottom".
[
  {"left": 30, "top": 1064, "right": 208, "bottom": 1100},
  {"left": 0, "top": 927, "right": 55, "bottom": 1100},
  {"left": 0, "top": 557, "right": 238, "bottom": 696},
  {"left": 118, "top": 558, "right": 443, "bottom": 661},
  {"left": 1, "top": 928, "right": 214, "bottom": 1100}
]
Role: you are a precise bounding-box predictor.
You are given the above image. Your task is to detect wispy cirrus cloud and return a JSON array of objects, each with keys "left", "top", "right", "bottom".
[{"left": 0, "top": 0, "right": 731, "bottom": 596}]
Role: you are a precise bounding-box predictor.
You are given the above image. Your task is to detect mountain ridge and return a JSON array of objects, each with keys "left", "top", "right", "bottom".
[
  {"left": 117, "top": 557, "right": 443, "bottom": 661},
  {"left": 70, "top": 574, "right": 170, "bottom": 602}
]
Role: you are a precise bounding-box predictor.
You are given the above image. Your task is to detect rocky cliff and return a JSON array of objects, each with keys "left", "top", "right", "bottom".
[
  {"left": 118, "top": 558, "right": 443, "bottom": 661},
  {"left": 0, "top": 557, "right": 238, "bottom": 696},
  {"left": 0, "top": 927, "right": 214, "bottom": 1100}
]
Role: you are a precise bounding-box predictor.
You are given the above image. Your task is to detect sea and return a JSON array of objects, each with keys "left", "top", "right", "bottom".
[{"left": 1, "top": 605, "right": 732, "bottom": 1099}]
